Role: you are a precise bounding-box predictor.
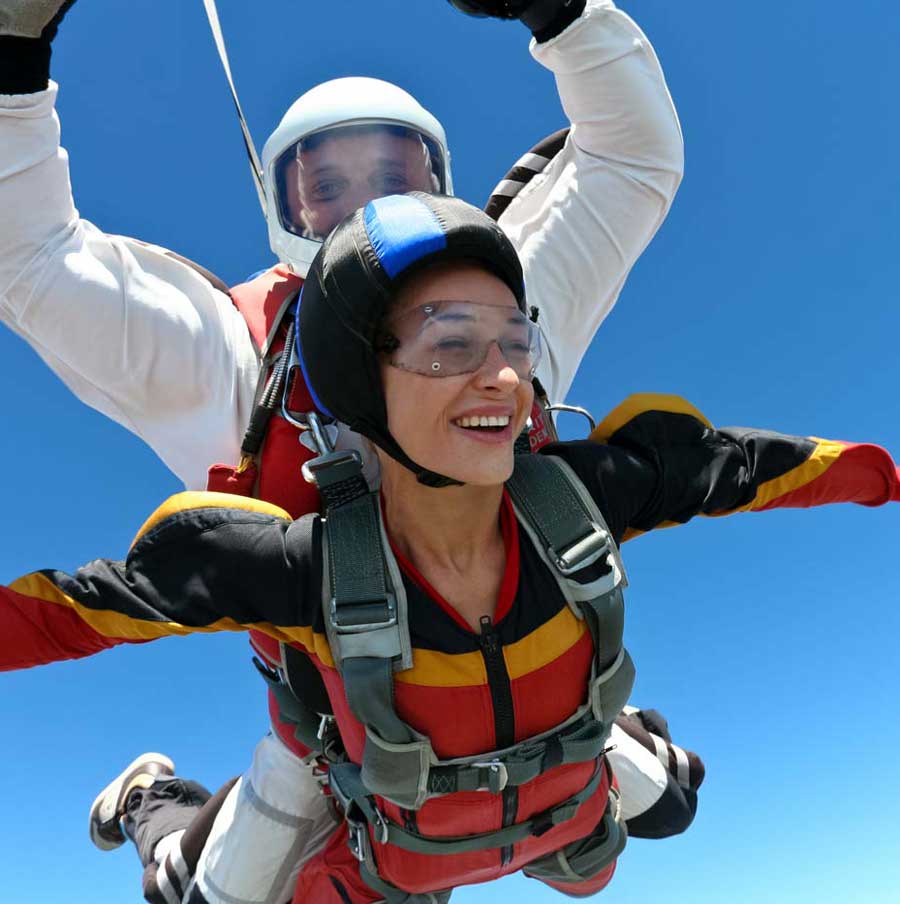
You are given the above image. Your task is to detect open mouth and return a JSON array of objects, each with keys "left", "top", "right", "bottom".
[{"left": 452, "top": 415, "right": 511, "bottom": 432}]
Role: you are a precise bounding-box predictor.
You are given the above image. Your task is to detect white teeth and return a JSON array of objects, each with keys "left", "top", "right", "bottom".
[{"left": 454, "top": 415, "right": 511, "bottom": 429}]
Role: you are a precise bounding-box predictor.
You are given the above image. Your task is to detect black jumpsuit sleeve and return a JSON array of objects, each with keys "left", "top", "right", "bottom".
[
  {"left": 0, "top": 491, "right": 323, "bottom": 669},
  {"left": 544, "top": 394, "right": 899, "bottom": 543}
]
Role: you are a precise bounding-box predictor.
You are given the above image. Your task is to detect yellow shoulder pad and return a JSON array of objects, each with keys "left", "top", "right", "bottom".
[
  {"left": 132, "top": 492, "right": 293, "bottom": 547},
  {"left": 590, "top": 393, "right": 713, "bottom": 444}
]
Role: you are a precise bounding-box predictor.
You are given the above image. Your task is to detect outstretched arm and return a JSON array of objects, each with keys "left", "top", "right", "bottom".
[
  {"left": 0, "top": 5, "right": 260, "bottom": 490},
  {"left": 549, "top": 394, "right": 900, "bottom": 541},
  {"left": 0, "top": 493, "right": 318, "bottom": 671}
]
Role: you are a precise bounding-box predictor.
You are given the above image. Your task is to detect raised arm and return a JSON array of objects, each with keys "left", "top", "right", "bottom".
[
  {"left": 550, "top": 394, "right": 900, "bottom": 541},
  {"left": 497, "top": 0, "right": 684, "bottom": 401},
  {"left": 0, "top": 493, "right": 316, "bottom": 671},
  {"left": 0, "top": 5, "right": 260, "bottom": 489}
]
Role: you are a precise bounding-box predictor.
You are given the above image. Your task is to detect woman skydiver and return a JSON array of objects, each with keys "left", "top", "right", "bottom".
[{"left": 2, "top": 193, "right": 898, "bottom": 903}]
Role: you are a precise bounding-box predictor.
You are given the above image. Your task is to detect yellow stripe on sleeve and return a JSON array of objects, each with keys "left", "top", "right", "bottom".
[
  {"left": 710, "top": 438, "right": 845, "bottom": 515},
  {"left": 132, "top": 491, "right": 292, "bottom": 547},
  {"left": 8, "top": 571, "right": 320, "bottom": 648}
]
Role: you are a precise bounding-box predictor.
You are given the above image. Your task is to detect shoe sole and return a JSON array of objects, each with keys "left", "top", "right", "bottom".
[{"left": 89, "top": 752, "right": 175, "bottom": 851}]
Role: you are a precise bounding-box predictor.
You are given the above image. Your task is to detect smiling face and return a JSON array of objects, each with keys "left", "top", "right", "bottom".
[{"left": 379, "top": 261, "right": 534, "bottom": 486}]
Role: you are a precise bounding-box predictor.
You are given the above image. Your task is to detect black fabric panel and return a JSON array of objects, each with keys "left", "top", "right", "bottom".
[
  {"left": 544, "top": 411, "right": 818, "bottom": 542},
  {"left": 48, "top": 508, "right": 325, "bottom": 632},
  {"left": 624, "top": 777, "right": 698, "bottom": 839},
  {"left": 717, "top": 426, "right": 817, "bottom": 491},
  {"left": 528, "top": 0, "right": 587, "bottom": 42},
  {"left": 0, "top": 37, "right": 51, "bottom": 94},
  {"left": 0, "top": 1, "right": 78, "bottom": 94}
]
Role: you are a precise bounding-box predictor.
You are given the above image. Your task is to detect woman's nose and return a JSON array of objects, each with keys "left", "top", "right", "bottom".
[{"left": 473, "top": 342, "right": 520, "bottom": 392}]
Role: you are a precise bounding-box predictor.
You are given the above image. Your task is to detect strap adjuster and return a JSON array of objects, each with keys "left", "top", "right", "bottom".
[
  {"left": 472, "top": 759, "right": 509, "bottom": 794},
  {"left": 330, "top": 594, "right": 398, "bottom": 634},
  {"left": 347, "top": 818, "right": 373, "bottom": 863},
  {"left": 301, "top": 449, "right": 362, "bottom": 487},
  {"left": 553, "top": 521, "right": 610, "bottom": 575}
]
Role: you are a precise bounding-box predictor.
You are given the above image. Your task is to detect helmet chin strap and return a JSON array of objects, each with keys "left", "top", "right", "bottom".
[
  {"left": 200, "top": 0, "right": 267, "bottom": 215},
  {"left": 358, "top": 421, "right": 463, "bottom": 489}
]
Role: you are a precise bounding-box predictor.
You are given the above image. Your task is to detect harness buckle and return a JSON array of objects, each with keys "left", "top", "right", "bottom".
[
  {"left": 330, "top": 593, "right": 398, "bottom": 635},
  {"left": 472, "top": 759, "right": 509, "bottom": 795},
  {"left": 301, "top": 448, "right": 362, "bottom": 487},
  {"left": 347, "top": 819, "right": 373, "bottom": 863},
  {"left": 553, "top": 521, "right": 610, "bottom": 575},
  {"left": 370, "top": 805, "right": 390, "bottom": 845}
]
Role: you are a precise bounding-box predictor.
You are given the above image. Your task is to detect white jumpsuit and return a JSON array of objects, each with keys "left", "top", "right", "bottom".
[{"left": 0, "top": 2, "right": 684, "bottom": 901}]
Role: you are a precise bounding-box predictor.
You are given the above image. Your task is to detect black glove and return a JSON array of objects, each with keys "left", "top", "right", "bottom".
[
  {"left": 0, "top": 0, "right": 79, "bottom": 94},
  {"left": 446, "top": 0, "right": 586, "bottom": 42}
]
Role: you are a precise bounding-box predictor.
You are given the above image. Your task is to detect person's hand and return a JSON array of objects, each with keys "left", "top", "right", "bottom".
[
  {"left": 445, "top": 0, "right": 585, "bottom": 40},
  {"left": 0, "top": 0, "right": 77, "bottom": 40},
  {"left": 0, "top": 1, "right": 78, "bottom": 93}
]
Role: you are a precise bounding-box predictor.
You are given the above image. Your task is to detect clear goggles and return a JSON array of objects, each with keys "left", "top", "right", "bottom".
[
  {"left": 379, "top": 301, "right": 542, "bottom": 380},
  {"left": 272, "top": 122, "right": 448, "bottom": 242}
]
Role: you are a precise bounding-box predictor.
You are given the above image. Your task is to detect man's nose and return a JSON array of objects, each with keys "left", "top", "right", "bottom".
[{"left": 338, "top": 184, "right": 383, "bottom": 222}]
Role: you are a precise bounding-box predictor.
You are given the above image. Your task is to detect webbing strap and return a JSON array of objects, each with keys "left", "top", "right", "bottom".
[
  {"left": 427, "top": 709, "right": 607, "bottom": 794},
  {"left": 331, "top": 761, "right": 605, "bottom": 857},
  {"left": 506, "top": 455, "right": 610, "bottom": 575},
  {"left": 200, "top": 0, "right": 266, "bottom": 213},
  {"left": 325, "top": 491, "right": 412, "bottom": 751}
]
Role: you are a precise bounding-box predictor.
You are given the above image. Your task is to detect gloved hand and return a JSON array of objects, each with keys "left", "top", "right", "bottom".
[
  {"left": 0, "top": 0, "right": 76, "bottom": 39},
  {"left": 0, "top": 0, "right": 78, "bottom": 94},
  {"left": 445, "top": 0, "right": 586, "bottom": 41}
]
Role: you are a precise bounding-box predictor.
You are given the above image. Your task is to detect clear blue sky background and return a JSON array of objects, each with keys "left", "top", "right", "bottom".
[{"left": 1, "top": 1, "right": 899, "bottom": 901}]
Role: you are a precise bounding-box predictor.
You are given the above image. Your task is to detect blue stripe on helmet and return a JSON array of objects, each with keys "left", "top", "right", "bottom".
[
  {"left": 364, "top": 195, "right": 447, "bottom": 279},
  {"left": 294, "top": 290, "right": 335, "bottom": 419}
]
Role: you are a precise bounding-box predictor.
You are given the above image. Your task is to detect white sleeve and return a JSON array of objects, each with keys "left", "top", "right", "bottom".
[
  {"left": 0, "top": 83, "right": 260, "bottom": 490},
  {"left": 500, "top": 0, "right": 684, "bottom": 403}
]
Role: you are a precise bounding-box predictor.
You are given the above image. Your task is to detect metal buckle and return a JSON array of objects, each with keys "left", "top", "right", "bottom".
[
  {"left": 301, "top": 448, "right": 362, "bottom": 487},
  {"left": 330, "top": 593, "right": 398, "bottom": 634},
  {"left": 347, "top": 819, "right": 373, "bottom": 863},
  {"left": 472, "top": 759, "right": 509, "bottom": 795},
  {"left": 370, "top": 805, "right": 390, "bottom": 845},
  {"left": 553, "top": 521, "right": 610, "bottom": 575}
]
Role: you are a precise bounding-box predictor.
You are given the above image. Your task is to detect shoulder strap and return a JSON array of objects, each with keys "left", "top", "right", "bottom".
[
  {"left": 506, "top": 453, "right": 634, "bottom": 725},
  {"left": 484, "top": 127, "right": 570, "bottom": 222},
  {"left": 230, "top": 265, "right": 303, "bottom": 357}
]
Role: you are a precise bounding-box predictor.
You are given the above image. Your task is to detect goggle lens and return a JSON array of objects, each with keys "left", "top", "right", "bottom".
[{"left": 382, "top": 301, "right": 541, "bottom": 379}]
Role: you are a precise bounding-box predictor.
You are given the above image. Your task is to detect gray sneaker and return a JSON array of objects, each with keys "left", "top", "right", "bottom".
[{"left": 88, "top": 752, "right": 175, "bottom": 850}]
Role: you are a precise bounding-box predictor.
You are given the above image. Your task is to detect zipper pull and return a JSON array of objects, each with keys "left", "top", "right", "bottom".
[{"left": 479, "top": 615, "right": 499, "bottom": 654}]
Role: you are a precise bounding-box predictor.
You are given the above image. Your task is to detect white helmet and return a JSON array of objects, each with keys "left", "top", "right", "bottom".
[{"left": 261, "top": 77, "right": 453, "bottom": 277}]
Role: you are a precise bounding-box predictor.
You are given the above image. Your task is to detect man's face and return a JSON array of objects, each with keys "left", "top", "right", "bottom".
[{"left": 286, "top": 128, "right": 437, "bottom": 239}]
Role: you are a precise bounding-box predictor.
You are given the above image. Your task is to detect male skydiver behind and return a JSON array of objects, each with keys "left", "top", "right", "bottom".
[{"left": 0, "top": 0, "right": 689, "bottom": 899}]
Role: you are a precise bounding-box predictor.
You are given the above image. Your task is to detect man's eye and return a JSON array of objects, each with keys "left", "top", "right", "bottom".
[
  {"left": 376, "top": 173, "right": 410, "bottom": 192},
  {"left": 312, "top": 180, "right": 346, "bottom": 201}
]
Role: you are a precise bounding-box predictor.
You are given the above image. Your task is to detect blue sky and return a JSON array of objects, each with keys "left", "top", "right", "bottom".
[{"left": 2, "top": 1, "right": 899, "bottom": 902}]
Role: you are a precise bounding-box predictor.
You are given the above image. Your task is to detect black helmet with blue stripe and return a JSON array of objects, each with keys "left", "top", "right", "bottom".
[{"left": 296, "top": 192, "right": 526, "bottom": 486}]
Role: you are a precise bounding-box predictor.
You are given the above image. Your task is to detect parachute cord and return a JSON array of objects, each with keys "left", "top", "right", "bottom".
[{"left": 200, "top": 0, "right": 267, "bottom": 214}]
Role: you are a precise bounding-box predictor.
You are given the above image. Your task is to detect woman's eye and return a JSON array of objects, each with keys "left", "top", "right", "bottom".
[
  {"left": 503, "top": 338, "right": 532, "bottom": 358},
  {"left": 434, "top": 336, "right": 473, "bottom": 356}
]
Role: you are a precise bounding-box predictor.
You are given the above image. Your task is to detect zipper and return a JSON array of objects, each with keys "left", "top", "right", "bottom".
[{"left": 479, "top": 615, "right": 517, "bottom": 867}]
